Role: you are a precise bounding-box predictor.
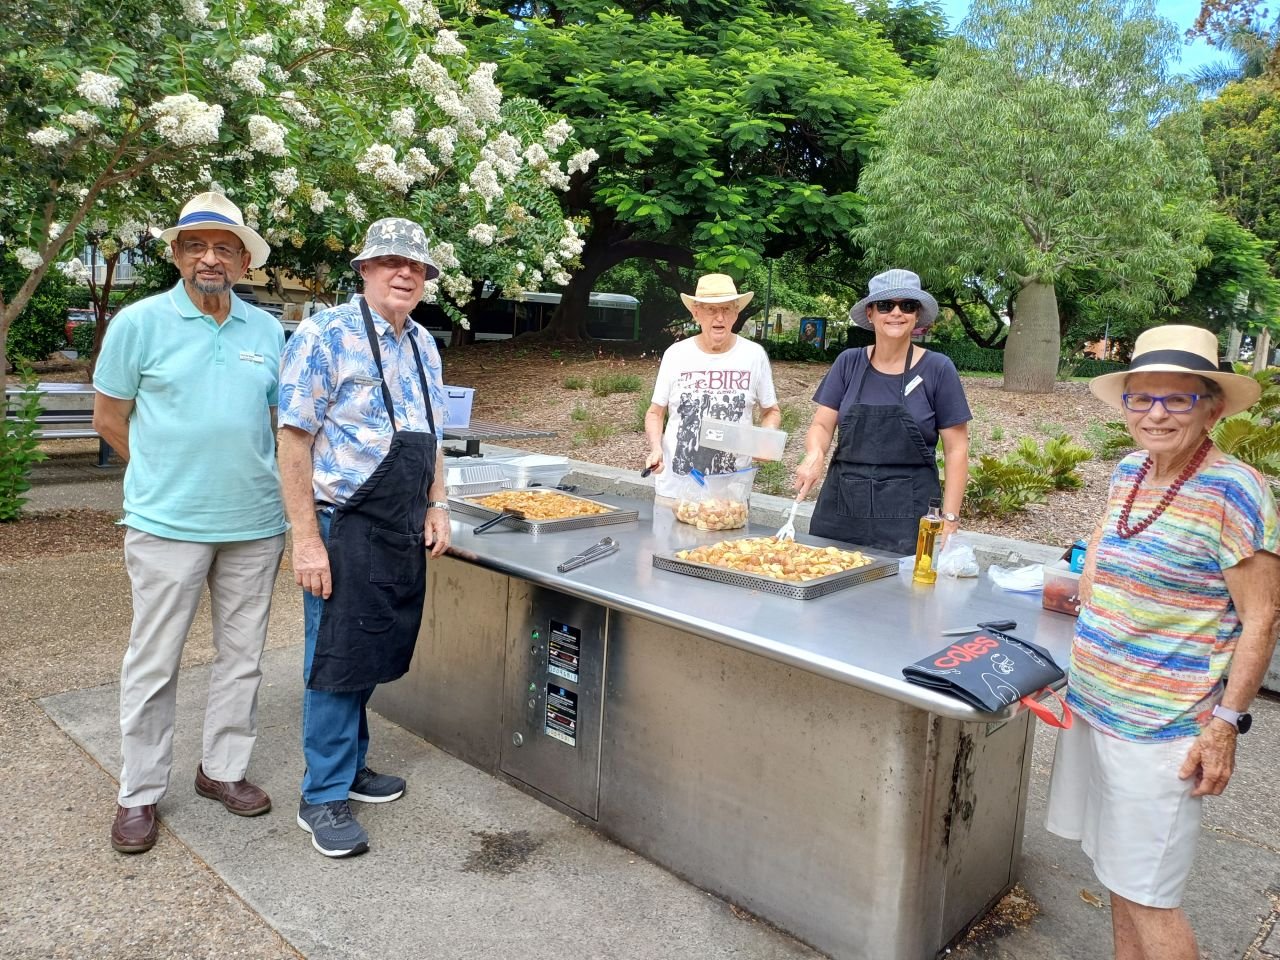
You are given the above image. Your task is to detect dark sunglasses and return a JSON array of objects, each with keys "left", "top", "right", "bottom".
[{"left": 873, "top": 299, "right": 920, "bottom": 315}]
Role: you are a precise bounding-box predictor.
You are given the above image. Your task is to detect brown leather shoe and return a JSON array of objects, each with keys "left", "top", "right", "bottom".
[
  {"left": 195, "top": 764, "right": 272, "bottom": 817},
  {"left": 111, "top": 803, "right": 158, "bottom": 854}
]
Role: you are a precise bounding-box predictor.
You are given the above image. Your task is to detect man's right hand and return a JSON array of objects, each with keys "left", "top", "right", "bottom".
[
  {"left": 644, "top": 447, "right": 664, "bottom": 475},
  {"left": 293, "top": 535, "right": 332, "bottom": 599}
]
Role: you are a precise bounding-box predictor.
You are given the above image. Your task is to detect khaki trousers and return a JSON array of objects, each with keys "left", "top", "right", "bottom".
[{"left": 118, "top": 528, "right": 284, "bottom": 806}]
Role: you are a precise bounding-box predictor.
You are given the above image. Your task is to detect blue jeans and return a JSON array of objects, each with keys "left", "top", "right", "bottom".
[{"left": 301, "top": 511, "right": 375, "bottom": 804}]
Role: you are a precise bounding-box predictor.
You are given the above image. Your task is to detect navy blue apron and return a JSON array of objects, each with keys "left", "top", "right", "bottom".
[
  {"left": 307, "top": 299, "right": 438, "bottom": 692},
  {"left": 809, "top": 346, "right": 940, "bottom": 555}
]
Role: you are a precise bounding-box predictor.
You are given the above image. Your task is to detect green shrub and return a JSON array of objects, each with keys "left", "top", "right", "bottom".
[
  {"left": 963, "top": 455, "right": 1054, "bottom": 517},
  {"left": 755, "top": 460, "right": 791, "bottom": 497},
  {"left": 70, "top": 322, "right": 96, "bottom": 360},
  {"left": 0, "top": 364, "right": 49, "bottom": 521},
  {"left": 1213, "top": 415, "right": 1280, "bottom": 493},
  {"left": 574, "top": 421, "right": 617, "bottom": 443},
  {"left": 1073, "top": 359, "right": 1127, "bottom": 378},
  {"left": 779, "top": 402, "right": 804, "bottom": 434},
  {"left": 591, "top": 373, "right": 643, "bottom": 396},
  {"left": 2, "top": 251, "right": 72, "bottom": 364},
  {"left": 562, "top": 375, "right": 587, "bottom": 390},
  {"left": 632, "top": 395, "right": 649, "bottom": 433},
  {"left": 761, "top": 340, "right": 844, "bottom": 363},
  {"left": 570, "top": 403, "right": 591, "bottom": 422},
  {"left": 927, "top": 340, "right": 1005, "bottom": 374},
  {"left": 989, "top": 425, "right": 1004, "bottom": 442},
  {"left": 1011, "top": 435, "right": 1092, "bottom": 490},
  {"left": 1086, "top": 420, "right": 1134, "bottom": 458}
]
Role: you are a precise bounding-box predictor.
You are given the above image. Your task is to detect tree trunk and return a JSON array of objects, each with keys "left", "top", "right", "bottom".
[
  {"left": 1226, "top": 325, "right": 1242, "bottom": 362},
  {"left": 88, "top": 253, "right": 120, "bottom": 378},
  {"left": 1002, "top": 279, "right": 1060, "bottom": 394},
  {"left": 1252, "top": 326, "right": 1272, "bottom": 373}
]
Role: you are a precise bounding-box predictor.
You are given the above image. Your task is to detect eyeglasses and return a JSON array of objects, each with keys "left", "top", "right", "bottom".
[
  {"left": 873, "top": 299, "right": 920, "bottom": 315},
  {"left": 366, "top": 256, "right": 427, "bottom": 277},
  {"left": 180, "top": 239, "right": 245, "bottom": 262},
  {"left": 1121, "top": 392, "right": 1201, "bottom": 413}
]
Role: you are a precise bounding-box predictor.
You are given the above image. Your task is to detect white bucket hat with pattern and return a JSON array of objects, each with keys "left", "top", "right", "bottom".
[
  {"left": 350, "top": 217, "right": 440, "bottom": 280},
  {"left": 848, "top": 268, "right": 940, "bottom": 330}
]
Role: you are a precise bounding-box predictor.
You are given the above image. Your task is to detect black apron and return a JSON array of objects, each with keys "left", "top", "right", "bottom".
[
  {"left": 809, "top": 346, "right": 940, "bottom": 555},
  {"left": 307, "top": 300, "right": 438, "bottom": 692}
]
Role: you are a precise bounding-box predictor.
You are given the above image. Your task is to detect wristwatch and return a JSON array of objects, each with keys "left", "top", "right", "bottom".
[
  {"left": 427, "top": 500, "right": 451, "bottom": 511},
  {"left": 941, "top": 511, "right": 960, "bottom": 523},
  {"left": 1211, "top": 704, "right": 1252, "bottom": 734}
]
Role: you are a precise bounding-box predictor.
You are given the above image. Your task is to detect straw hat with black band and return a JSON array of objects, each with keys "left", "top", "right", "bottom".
[
  {"left": 1089, "top": 325, "right": 1260, "bottom": 418},
  {"left": 680, "top": 273, "right": 753, "bottom": 312},
  {"left": 158, "top": 192, "right": 271, "bottom": 269}
]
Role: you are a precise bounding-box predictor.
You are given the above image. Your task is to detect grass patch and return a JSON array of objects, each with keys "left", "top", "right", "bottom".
[
  {"left": 989, "top": 425, "right": 1004, "bottom": 442},
  {"left": 562, "top": 375, "right": 587, "bottom": 390},
  {"left": 755, "top": 460, "right": 791, "bottom": 497},
  {"left": 570, "top": 403, "right": 591, "bottom": 422},
  {"left": 1036, "top": 420, "right": 1068, "bottom": 438},
  {"left": 632, "top": 396, "right": 650, "bottom": 433},
  {"left": 779, "top": 402, "right": 804, "bottom": 435},
  {"left": 575, "top": 421, "right": 618, "bottom": 443},
  {"left": 591, "top": 373, "right": 644, "bottom": 397}
]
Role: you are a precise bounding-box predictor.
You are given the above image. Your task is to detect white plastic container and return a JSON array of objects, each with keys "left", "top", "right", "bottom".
[
  {"left": 443, "top": 385, "right": 474, "bottom": 429},
  {"left": 697, "top": 417, "right": 788, "bottom": 461},
  {"left": 491, "top": 454, "right": 570, "bottom": 489}
]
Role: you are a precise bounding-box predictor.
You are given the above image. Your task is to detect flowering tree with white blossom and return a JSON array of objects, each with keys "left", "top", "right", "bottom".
[{"left": 0, "top": 0, "right": 592, "bottom": 371}]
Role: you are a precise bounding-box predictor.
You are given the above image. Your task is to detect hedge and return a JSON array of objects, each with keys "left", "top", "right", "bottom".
[
  {"left": 1071, "top": 359, "right": 1126, "bottom": 378},
  {"left": 927, "top": 340, "right": 1006, "bottom": 373}
]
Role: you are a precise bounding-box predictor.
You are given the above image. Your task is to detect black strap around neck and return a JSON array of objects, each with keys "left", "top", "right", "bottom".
[{"left": 358, "top": 297, "right": 436, "bottom": 436}]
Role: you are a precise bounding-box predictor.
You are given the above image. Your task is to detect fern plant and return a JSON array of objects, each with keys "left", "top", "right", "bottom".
[
  {"left": 1011, "top": 435, "right": 1093, "bottom": 490},
  {"left": 1086, "top": 419, "right": 1135, "bottom": 459},
  {"left": 963, "top": 455, "right": 1054, "bottom": 517},
  {"left": 1212, "top": 366, "right": 1280, "bottom": 493}
]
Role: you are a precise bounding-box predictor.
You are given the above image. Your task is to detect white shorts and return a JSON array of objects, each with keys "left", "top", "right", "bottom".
[{"left": 1045, "top": 719, "right": 1202, "bottom": 908}]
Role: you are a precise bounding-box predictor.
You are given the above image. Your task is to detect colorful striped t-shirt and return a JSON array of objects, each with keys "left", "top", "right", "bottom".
[{"left": 1067, "top": 453, "right": 1279, "bottom": 741}]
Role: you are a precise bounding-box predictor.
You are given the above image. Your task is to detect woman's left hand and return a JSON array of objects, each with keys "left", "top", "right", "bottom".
[{"left": 1179, "top": 721, "right": 1237, "bottom": 797}]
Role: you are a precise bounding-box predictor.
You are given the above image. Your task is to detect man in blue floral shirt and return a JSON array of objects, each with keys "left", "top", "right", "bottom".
[{"left": 278, "top": 217, "right": 451, "bottom": 858}]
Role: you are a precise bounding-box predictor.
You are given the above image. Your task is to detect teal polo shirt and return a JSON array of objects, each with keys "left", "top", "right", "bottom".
[{"left": 94, "top": 282, "right": 288, "bottom": 542}]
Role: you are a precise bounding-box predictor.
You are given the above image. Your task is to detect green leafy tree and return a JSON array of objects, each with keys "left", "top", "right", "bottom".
[
  {"left": 0, "top": 251, "right": 70, "bottom": 366},
  {"left": 472, "top": 0, "right": 922, "bottom": 338},
  {"left": 859, "top": 0, "right": 1213, "bottom": 394}
]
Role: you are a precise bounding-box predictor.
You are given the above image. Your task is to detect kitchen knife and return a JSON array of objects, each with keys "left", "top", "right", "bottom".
[{"left": 939, "top": 619, "right": 1018, "bottom": 636}]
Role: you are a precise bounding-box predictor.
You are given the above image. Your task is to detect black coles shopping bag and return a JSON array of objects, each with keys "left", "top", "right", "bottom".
[{"left": 903, "top": 628, "right": 1072, "bottom": 727}]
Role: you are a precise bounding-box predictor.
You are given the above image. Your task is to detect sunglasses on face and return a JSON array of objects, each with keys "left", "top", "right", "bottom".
[
  {"left": 1121, "top": 392, "right": 1201, "bottom": 413},
  {"left": 872, "top": 299, "right": 920, "bottom": 315}
]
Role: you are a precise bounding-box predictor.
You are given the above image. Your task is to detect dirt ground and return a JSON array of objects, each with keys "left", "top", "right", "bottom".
[{"left": 5, "top": 342, "right": 1121, "bottom": 559}]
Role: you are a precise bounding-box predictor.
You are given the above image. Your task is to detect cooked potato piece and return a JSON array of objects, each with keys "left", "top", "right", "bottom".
[
  {"left": 674, "top": 497, "right": 748, "bottom": 530},
  {"left": 467, "top": 490, "right": 610, "bottom": 520},
  {"left": 675, "top": 537, "right": 873, "bottom": 582}
]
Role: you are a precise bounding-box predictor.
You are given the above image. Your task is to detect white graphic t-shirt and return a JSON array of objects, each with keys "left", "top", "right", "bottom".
[{"left": 651, "top": 335, "right": 778, "bottom": 498}]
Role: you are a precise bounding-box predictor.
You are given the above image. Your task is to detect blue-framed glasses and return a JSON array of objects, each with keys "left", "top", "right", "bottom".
[{"left": 1121, "top": 392, "right": 1200, "bottom": 413}]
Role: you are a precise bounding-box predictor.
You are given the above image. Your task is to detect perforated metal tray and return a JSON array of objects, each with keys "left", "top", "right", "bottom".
[
  {"left": 651, "top": 540, "right": 899, "bottom": 599},
  {"left": 450, "top": 491, "right": 639, "bottom": 534}
]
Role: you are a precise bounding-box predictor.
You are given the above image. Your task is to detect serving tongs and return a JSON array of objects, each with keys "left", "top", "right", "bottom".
[
  {"left": 472, "top": 507, "right": 526, "bottom": 534},
  {"left": 557, "top": 536, "right": 619, "bottom": 572}
]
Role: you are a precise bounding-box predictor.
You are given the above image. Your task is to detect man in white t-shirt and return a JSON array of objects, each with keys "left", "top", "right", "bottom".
[{"left": 643, "top": 274, "right": 781, "bottom": 499}]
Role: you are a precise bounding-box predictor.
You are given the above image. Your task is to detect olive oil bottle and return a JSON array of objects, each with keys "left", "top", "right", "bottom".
[{"left": 913, "top": 498, "right": 943, "bottom": 585}]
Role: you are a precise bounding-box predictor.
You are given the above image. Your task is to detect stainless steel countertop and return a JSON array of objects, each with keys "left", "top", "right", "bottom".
[{"left": 443, "top": 494, "right": 1077, "bottom": 722}]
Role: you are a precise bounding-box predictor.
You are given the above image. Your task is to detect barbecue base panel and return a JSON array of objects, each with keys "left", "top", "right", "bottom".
[{"left": 372, "top": 555, "right": 1036, "bottom": 960}]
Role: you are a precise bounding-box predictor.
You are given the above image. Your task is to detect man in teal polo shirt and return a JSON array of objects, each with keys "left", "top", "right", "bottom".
[{"left": 93, "top": 193, "right": 288, "bottom": 854}]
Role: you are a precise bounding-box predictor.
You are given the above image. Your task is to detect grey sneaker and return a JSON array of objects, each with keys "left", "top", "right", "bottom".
[
  {"left": 349, "top": 766, "right": 406, "bottom": 803},
  {"left": 297, "top": 799, "right": 369, "bottom": 858}
]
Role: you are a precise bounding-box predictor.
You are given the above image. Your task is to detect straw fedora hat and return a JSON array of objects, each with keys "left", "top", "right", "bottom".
[
  {"left": 680, "top": 273, "right": 754, "bottom": 312},
  {"left": 1090, "top": 324, "right": 1260, "bottom": 418},
  {"left": 159, "top": 192, "right": 271, "bottom": 268}
]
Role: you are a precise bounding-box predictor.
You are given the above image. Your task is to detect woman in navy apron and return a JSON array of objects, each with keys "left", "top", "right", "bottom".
[{"left": 795, "top": 270, "right": 971, "bottom": 554}]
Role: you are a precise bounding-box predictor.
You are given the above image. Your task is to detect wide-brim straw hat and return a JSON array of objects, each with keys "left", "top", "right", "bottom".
[
  {"left": 350, "top": 217, "right": 440, "bottom": 280},
  {"left": 680, "top": 273, "right": 754, "bottom": 312},
  {"left": 159, "top": 192, "right": 271, "bottom": 268},
  {"left": 1090, "top": 324, "right": 1260, "bottom": 418},
  {"left": 848, "top": 268, "right": 939, "bottom": 330}
]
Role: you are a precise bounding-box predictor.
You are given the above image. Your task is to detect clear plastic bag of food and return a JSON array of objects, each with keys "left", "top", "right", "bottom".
[{"left": 673, "top": 466, "right": 757, "bottom": 531}]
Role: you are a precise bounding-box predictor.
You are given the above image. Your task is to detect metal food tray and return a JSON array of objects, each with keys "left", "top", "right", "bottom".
[
  {"left": 651, "top": 540, "right": 899, "bottom": 599},
  {"left": 450, "top": 491, "right": 639, "bottom": 533}
]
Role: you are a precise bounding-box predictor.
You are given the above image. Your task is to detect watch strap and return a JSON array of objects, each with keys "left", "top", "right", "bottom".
[
  {"left": 428, "top": 500, "right": 451, "bottom": 511},
  {"left": 1211, "top": 704, "right": 1249, "bottom": 732},
  {"left": 941, "top": 512, "right": 960, "bottom": 523}
]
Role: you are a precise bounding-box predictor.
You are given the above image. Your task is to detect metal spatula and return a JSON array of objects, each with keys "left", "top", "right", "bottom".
[{"left": 775, "top": 498, "right": 800, "bottom": 542}]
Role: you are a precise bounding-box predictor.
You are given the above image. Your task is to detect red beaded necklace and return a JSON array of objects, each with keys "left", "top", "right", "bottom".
[{"left": 1116, "top": 436, "right": 1213, "bottom": 539}]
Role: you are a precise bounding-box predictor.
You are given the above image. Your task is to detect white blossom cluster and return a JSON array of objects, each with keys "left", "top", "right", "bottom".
[
  {"left": 271, "top": 167, "right": 301, "bottom": 196},
  {"left": 27, "top": 126, "right": 71, "bottom": 149},
  {"left": 462, "top": 63, "right": 502, "bottom": 125},
  {"left": 403, "top": 147, "right": 437, "bottom": 180},
  {"left": 523, "top": 143, "right": 549, "bottom": 168},
  {"left": 243, "top": 33, "right": 275, "bottom": 54},
  {"left": 468, "top": 160, "right": 503, "bottom": 210},
  {"left": 433, "top": 241, "right": 461, "bottom": 271},
  {"left": 355, "top": 144, "right": 415, "bottom": 192},
  {"left": 229, "top": 55, "right": 268, "bottom": 96},
  {"left": 539, "top": 163, "right": 570, "bottom": 191},
  {"left": 247, "top": 115, "right": 288, "bottom": 156},
  {"left": 150, "top": 94, "right": 224, "bottom": 147},
  {"left": 399, "top": 0, "right": 442, "bottom": 27},
  {"left": 181, "top": 0, "right": 210, "bottom": 24},
  {"left": 58, "top": 258, "right": 91, "bottom": 283},
  {"left": 425, "top": 126, "right": 457, "bottom": 161},
  {"left": 15, "top": 247, "right": 44, "bottom": 271},
  {"left": 559, "top": 220, "right": 585, "bottom": 257},
  {"left": 440, "top": 270, "right": 473, "bottom": 304},
  {"left": 289, "top": 0, "right": 327, "bottom": 31},
  {"left": 64, "top": 110, "right": 100, "bottom": 132},
  {"left": 433, "top": 29, "right": 466, "bottom": 57},
  {"left": 467, "top": 223, "right": 497, "bottom": 246},
  {"left": 344, "top": 194, "right": 367, "bottom": 222},
  {"left": 309, "top": 189, "right": 332, "bottom": 214},
  {"left": 344, "top": 7, "right": 372, "bottom": 39},
  {"left": 116, "top": 218, "right": 146, "bottom": 247},
  {"left": 567, "top": 148, "right": 598, "bottom": 175},
  {"left": 482, "top": 131, "right": 523, "bottom": 179},
  {"left": 388, "top": 107, "right": 416, "bottom": 140},
  {"left": 408, "top": 54, "right": 451, "bottom": 96},
  {"left": 76, "top": 70, "right": 123, "bottom": 108},
  {"left": 279, "top": 91, "right": 321, "bottom": 129},
  {"left": 543, "top": 119, "right": 573, "bottom": 151}
]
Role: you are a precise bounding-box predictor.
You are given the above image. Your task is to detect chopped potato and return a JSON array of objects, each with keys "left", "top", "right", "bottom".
[
  {"left": 675, "top": 537, "right": 873, "bottom": 582},
  {"left": 674, "top": 497, "right": 749, "bottom": 531},
  {"left": 467, "top": 490, "right": 611, "bottom": 520}
]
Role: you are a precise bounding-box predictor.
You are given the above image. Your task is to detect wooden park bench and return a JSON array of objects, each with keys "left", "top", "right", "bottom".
[{"left": 4, "top": 384, "right": 115, "bottom": 467}]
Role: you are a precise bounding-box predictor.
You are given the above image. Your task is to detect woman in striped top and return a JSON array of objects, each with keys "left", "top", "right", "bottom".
[{"left": 1045, "top": 325, "right": 1280, "bottom": 960}]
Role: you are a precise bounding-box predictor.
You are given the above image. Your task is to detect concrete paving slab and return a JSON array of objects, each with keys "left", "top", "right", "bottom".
[{"left": 40, "top": 644, "right": 821, "bottom": 960}]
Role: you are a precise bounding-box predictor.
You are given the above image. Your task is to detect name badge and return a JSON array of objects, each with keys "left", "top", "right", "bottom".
[
  {"left": 354, "top": 375, "right": 383, "bottom": 387},
  {"left": 239, "top": 351, "right": 264, "bottom": 364},
  {"left": 905, "top": 375, "right": 923, "bottom": 397}
]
